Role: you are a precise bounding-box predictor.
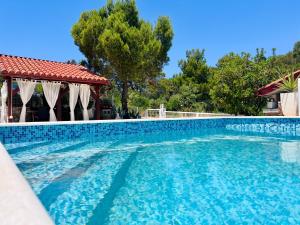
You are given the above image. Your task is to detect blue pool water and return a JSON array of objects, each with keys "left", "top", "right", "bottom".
[{"left": 5, "top": 127, "right": 300, "bottom": 224}]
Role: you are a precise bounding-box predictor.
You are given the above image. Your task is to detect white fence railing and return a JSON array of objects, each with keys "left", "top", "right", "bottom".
[{"left": 144, "top": 107, "right": 232, "bottom": 119}]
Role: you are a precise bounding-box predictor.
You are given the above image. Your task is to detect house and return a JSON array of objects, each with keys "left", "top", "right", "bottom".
[{"left": 257, "top": 70, "right": 300, "bottom": 116}]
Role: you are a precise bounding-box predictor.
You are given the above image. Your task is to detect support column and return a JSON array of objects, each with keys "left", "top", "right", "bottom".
[
  {"left": 298, "top": 78, "right": 300, "bottom": 116},
  {"left": 7, "top": 77, "right": 13, "bottom": 122},
  {"left": 95, "top": 86, "right": 100, "bottom": 120},
  {"left": 56, "top": 88, "right": 62, "bottom": 121}
]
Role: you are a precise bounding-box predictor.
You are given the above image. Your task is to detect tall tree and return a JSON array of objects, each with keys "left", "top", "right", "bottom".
[
  {"left": 209, "top": 53, "right": 267, "bottom": 115},
  {"left": 167, "top": 49, "right": 211, "bottom": 111},
  {"left": 293, "top": 41, "right": 300, "bottom": 63},
  {"left": 179, "top": 49, "right": 210, "bottom": 83},
  {"left": 72, "top": 0, "right": 173, "bottom": 117},
  {"left": 136, "top": 49, "right": 212, "bottom": 112}
]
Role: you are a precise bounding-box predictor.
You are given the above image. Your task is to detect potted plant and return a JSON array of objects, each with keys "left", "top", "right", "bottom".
[
  {"left": 266, "top": 98, "right": 277, "bottom": 109},
  {"left": 278, "top": 72, "right": 298, "bottom": 116}
]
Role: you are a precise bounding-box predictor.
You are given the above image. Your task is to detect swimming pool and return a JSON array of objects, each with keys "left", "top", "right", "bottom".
[{"left": 2, "top": 118, "right": 300, "bottom": 224}]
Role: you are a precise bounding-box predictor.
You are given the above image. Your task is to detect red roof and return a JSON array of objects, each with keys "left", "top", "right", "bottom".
[
  {"left": 0, "top": 54, "right": 109, "bottom": 85},
  {"left": 257, "top": 69, "right": 300, "bottom": 96}
]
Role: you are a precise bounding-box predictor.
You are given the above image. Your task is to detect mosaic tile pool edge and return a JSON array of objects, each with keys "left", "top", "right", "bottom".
[{"left": 1, "top": 117, "right": 300, "bottom": 144}]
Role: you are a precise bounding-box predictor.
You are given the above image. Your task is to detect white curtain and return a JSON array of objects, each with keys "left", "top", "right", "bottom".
[
  {"left": 80, "top": 84, "right": 90, "bottom": 120},
  {"left": 42, "top": 81, "right": 61, "bottom": 122},
  {"left": 69, "top": 83, "right": 80, "bottom": 121},
  {"left": 16, "top": 79, "right": 36, "bottom": 122},
  {"left": 0, "top": 81, "right": 8, "bottom": 123}
]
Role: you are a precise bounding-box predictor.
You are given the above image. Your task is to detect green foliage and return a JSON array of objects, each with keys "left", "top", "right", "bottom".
[
  {"left": 117, "top": 107, "right": 140, "bottom": 119},
  {"left": 72, "top": 2, "right": 300, "bottom": 117},
  {"left": 176, "top": 50, "right": 211, "bottom": 110},
  {"left": 129, "top": 50, "right": 211, "bottom": 111},
  {"left": 158, "top": 49, "right": 211, "bottom": 112},
  {"left": 279, "top": 71, "right": 298, "bottom": 92},
  {"left": 128, "top": 42, "right": 300, "bottom": 116},
  {"left": 254, "top": 48, "right": 266, "bottom": 62},
  {"left": 208, "top": 48, "right": 297, "bottom": 116},
  {"left": 166, "top": 94, "right": 181, "bottom": 111},
  {"left": 72, "top": 0, "right": 173, "bottom": 116},
  {"left": 35, "top": 83, "right": 43, "bottom": 94},
  {"left": 106, "top": 80, "right": 122, "bottom": 108},
  {"left": 293, "top": 41, "right": 300, "bottom": 63},
  {"left": 179, "top": 49, "right": 209, "bottom": 83},
  {"left": 208, "top": 46, "right": 300, "bottom": 116},
  {"left": 209, "top": 52, "right": 277, "bottom": 115},
  {"left": 128, "top": 91, "right": 149, "bottom": 110}
]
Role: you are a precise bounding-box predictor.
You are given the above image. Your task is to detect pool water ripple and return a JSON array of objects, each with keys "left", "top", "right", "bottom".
[{"left": 6, "top": 128, "right": 300, "bottom": 224}]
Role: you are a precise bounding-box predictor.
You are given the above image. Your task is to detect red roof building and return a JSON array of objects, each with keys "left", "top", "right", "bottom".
[
  {"left": 257, "top": 69, "right": 300, "bottom": 96},
  {"left": 0, "top": 54, "right": 110, "bottom": 122},
  {"left": 0, "top": 54, "right": 109, "bottom": 85}
]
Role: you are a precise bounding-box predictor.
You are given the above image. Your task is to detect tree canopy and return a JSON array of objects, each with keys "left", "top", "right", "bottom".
[
  {"left": 293, "top": 41, "right": 300, "bottom": 63},
  {"left": 72, "top": 1, "right": 300, "bottom": 117},
  {"left": 127, "top": 44, "right": 300, "bottom": 116},
  {"left": 209, "top": 53, "right": 266, "bottom": 115},
  {"left": 72, "top": 0, "right": 173, "bottom": 117}
]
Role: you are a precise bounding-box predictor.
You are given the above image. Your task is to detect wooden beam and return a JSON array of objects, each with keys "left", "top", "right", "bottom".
[
  {"left": 6, "top": 77, "right": 13, "bottom": 122},
  {"left": 95, "top": 86, "right": 100, "bottom": 120},
  {"left": 90, "top": 88, "right": 97, "bottom": 100},
  {"left": 54, "top": 86, "right": 69, "bottom": 121},
  {"left": 61, "top": 86, "right": 69, "bottom": 96},
  {"left": 12, "top": 87, "right": 19, "bottom": 96},
  {"left": 56, "top": 88, "right": 62, "bottom": 121}
]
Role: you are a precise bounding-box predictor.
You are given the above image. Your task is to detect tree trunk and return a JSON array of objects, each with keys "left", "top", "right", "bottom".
[{"left": 121, "top": 81, "right": 130, "bottom": 119}]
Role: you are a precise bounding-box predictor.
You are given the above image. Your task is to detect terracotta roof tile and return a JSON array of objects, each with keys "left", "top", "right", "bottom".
[{"left": 0, "top": 54, "right": 109, "bottom": 85}]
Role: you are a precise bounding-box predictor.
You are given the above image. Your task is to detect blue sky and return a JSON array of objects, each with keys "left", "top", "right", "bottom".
[{"left": 1, "top": 0, "right": 300, "bottom": 77}]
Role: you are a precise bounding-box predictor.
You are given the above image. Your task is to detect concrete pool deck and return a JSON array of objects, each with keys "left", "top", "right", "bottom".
[{"left": 0, "top": 143, "right": 54, "bottom": 225}]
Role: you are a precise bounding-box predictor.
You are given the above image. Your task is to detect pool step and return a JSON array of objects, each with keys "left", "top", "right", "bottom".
[
  {"left": 51, "top": 141, "right": 90, "bottom": 154},
  {"left": 16, "top": 141, "right": 90, "bottom": 172},
  {"left": 39, "top": 153, "right": 106, "bottom": 210},
  {"left": 23, "top": 140, "right": 118, "bottom": 195},
  {"left": 6, "top": 141, "right": 52, "bottom": 155},
  {"left": 47, "top": 145, "right": 139, "bottom": 225},
  {"left": 87, "top": 149, "right": 140, "bottom": 225},
  {"left": 17, "top": 161, "right": 44, "bottom": 171},
  {"left": 37, "top": 140, "right": 124, "bottom": 205},
  {"left": 11, "top": 140, "right": 86, "bottom": 164},
  {"left": 4, "top": 141, "right": 47, "bottom": 150}
]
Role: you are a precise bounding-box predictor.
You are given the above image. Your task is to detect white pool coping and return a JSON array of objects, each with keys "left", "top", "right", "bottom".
[
  {"left": 0, "top": 143, "right": 54, "bottom": 225},
  {"left": 0, "top": 116, "right": 298, "bottom": 127}
]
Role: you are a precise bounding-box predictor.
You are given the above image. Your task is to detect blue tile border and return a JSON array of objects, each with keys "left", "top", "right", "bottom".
[
  {"left": 225, "top": 118, "right": 300, "bottom": 137},
  {"left": 0, "top": 117, "right": 300, "bottom": 144}
]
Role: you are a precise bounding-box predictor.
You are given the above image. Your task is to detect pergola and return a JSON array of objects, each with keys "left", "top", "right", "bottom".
[{"left": 0, "top": 54, "right": 110, "bottom": 122}]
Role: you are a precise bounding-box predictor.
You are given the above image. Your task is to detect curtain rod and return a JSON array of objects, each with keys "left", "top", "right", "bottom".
[{"left": 11, "top": 78, "right": 96, "bottom": 86}]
